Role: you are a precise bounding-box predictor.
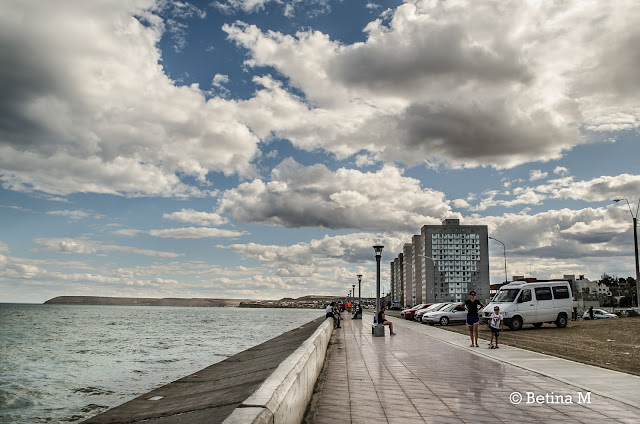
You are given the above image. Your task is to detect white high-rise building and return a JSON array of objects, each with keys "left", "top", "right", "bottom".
[{"left": 421, "top": 219, "right": 490, "bottom": 303}]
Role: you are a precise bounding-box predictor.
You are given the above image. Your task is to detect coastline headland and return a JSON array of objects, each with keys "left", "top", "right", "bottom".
[
  {"left": 44, "top": 295, "right": 350, "bottom": 308},
  {"left": 44, "top": 296, "right": 250, "bottom": 307}
]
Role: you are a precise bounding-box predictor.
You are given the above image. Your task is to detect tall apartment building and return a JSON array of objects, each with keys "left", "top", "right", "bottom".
[
  {"left": 412, "top": 234, "right": 423, "bottom": 305},
  {"left": 393, "top": 254, "right": 404, "bottom": 306},
  {"left": 403, "top": 244, "right": 413, "bottom": 307},
  {"left": 421, "top": 219, "right": 489, "bottom": 303},
  {"left": 390, "top": 261, "right": 395, "bottom": 305}
]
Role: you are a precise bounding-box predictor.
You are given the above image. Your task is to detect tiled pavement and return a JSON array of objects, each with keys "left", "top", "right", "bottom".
[{"left": 310, "top": 314, "right": 640, "bottom": 424}]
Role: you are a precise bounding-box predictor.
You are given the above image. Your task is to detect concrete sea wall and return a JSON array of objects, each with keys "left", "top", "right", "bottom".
[
  {"left": 223, "top": 317, "right": 333, "bottom": 424},
  {"left": 83, "top": 316, "right": 332, "bottom": 424}
]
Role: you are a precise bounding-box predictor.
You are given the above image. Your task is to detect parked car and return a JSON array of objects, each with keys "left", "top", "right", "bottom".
[
  {"left": 583, "top": 309, "right": 618, "bottom": 320},
  {"left": 415, "top": 302, "right": 450, "bottom": 322},
  {"left": 481, "top": 281, "right": 573, "bottom": 330},
  {"left": 423, "top": 303, "right": 467, "bottom": 326},
  {"left": 400, "top": 304, "right": 429, "bottom": 320}
]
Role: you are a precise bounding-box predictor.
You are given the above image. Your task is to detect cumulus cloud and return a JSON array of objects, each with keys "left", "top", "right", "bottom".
[
  {"left": 224, "top": 0, "right": 639, "bottom": 169},
  {"left": 213, "top": 0, "right": 330, "bottom": 17},
  {"left": 539, "top": 174, "right": 640, "bottom": 202},
  {"left": 148, "top": 227, "right": 248, "bottom": 238},
  {"left": 460, "top": 173, "right": 640, "bottom": 211},
  {"left": 0, "top": 0, "right": 259, "bottom": 197},
  {"left": 34, "top": 237, "right": 183, "bottom": 257},
  {"left": 474, "top": 207, "right": 630, "bottom": 258},
  {"left": 217, "top": 158, "right": 452, "bottom": 231},
  {"left": 220, "top": 231, "right": 409, "bottom": 279},
  {"left": 529, "top": 170, "right": 548, "bottom": 182},
  {"left": 163, "top": 208, "right": 229, "bottom": 226}
]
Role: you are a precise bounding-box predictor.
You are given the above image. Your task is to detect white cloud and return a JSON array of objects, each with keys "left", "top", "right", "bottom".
[
  {"left": 217, "top": 158, "right": 452, "bottom": 231},
  {"left": 224, "top": 0, "right": 640, "bottom": 169},
  {"left": 46, "top": 210, "right": 92, "bottom": 220},
  {"left": 0, "top": 0, "right": 259, "bottom": 197},
  {"left": 213, "top": 0, "right": 330, "bottom": 17},
  {"left": 113, "top": 229, "right": 144, "bottom": 237},
  {"left": 0, "top": 241, "right": 9, "bottom": 252},
  {"left": 34, "top": 237, "right": 183, "bottom": 257},
  {"left": 539, "top": 174, "right": 640, "bottom": 202},
  {"left": 163, "top": 209, "right": 229, "bottom": 226},
  {"left": 529, "top": 169, "right": 548, "bottom": 182},
  {"left": 148, "top": 227, "right": 248, "bottom": 238},
  {"left": 554, "top": 166, "right": 570, "bottom": 176},
  {"left": 464, "top": 173, "right": 640, "bottom": 211}
]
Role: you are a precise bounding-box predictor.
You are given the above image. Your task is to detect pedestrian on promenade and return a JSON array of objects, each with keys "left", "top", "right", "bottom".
[
  {"left": 463, "top": 291, "right": 484, "bottom": 347},
  {"left": 588, "top": 305, "right": 594, "bottom": 320},
  {"left": 488, "top": 306, "right": 503, "bottom": 349},
  {"left": 377, "top": 305, "right": 397, "bottom": 335},
  {"left": 333, "top": 302, "right": 342, "bottom": 328},
  {"left": 326, "top": 302, "right": 337, "bottom": 327}
]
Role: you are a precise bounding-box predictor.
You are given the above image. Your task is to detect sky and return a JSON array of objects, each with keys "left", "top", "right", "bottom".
[{"left": 1, "top": 0, "right": 640, "bottom": 303}]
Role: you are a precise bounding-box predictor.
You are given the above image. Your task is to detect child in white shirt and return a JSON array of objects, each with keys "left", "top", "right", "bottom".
[{"left": 489, "top": 306, "right": 504, "bottom": 349}]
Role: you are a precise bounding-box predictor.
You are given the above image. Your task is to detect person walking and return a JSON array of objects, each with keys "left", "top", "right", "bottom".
[
  {"left": 463, "top": 291, "right": 484, "bottom": 347},
  {"left": 588, "top": 305, "right": 594, "bottom": 320},
  {"left": 377, "top": 305, "right": 397, "bottom": 335},
  {"left": 488, "top": 306, "right": 504, "bottom": 349}
]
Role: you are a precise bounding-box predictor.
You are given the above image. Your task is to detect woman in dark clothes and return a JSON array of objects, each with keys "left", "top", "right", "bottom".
[{"left": 462, "top": 291, "right": 484, "bottom": 347}]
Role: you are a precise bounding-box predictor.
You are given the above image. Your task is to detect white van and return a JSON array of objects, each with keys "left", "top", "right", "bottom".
[{"left": 482, "top": 281, "right": 573, "bottom": 330}]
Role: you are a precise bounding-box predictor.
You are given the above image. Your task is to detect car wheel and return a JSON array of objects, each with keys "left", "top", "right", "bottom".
[
  {"left": 440, "top": 316, "right": 449, "bottom": 326},
  {"left": 555, "top": 313, "right": 568, "bottom": 328},
  {"left": 533, "top": 322, "right": 543, "bottom": 328},
  {"left": 509, "top": 316, "right": 523, "bottom": 331}
]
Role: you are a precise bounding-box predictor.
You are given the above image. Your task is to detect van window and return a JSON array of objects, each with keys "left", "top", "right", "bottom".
[
  {"left": 493, "top": 289, "right": 520, "bottom": 302},
  {"left": 518, "top": 289, "right": 532, "bottom": 303},
  {"left": 535, "top": 287, "right": 552, "bottom": 301},
  {"left": 552, "top": 286, "right": 570, "bottom": 299}
]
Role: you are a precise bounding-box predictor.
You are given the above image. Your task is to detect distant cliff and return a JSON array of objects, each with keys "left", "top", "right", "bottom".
[{"left": 43, "top": 296, "right": 251, "bottom": 307}]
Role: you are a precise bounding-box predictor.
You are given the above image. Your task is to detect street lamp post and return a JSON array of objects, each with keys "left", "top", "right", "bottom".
[
  {"left": 357, "top": 274, "right": 362, "bottom": 310},
  {"left": 373, "top": 245, "right": 384, "bottom": 336},
  {"left": 613, "top": 198, "right": 640, "bottom": 307},
  {"left": 489, "top": 236, "right": 508, "bottom": 285},
  {"left": 352, "top": 284, "right": 356, "bottom": 312}
]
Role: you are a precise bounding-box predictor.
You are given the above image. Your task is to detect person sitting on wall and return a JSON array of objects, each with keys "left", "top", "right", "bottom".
[
  {"left": 326, "top": 302, "right": 339, "bottom": 328},
  {"left": 353, "top": 304, "right": 363, "bottom": 318},
  {"left": 377, "top": 305, "right": 396, "bottom": 335}
]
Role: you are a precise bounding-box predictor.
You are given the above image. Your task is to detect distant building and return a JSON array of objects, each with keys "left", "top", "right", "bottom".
[
  {"left": 392, "top": 254, "right": 404, "bottom": 307},
  {"left": 403, "top": 243, "right": 413, "bottom": 306},
  {"left": 412, "top": 234, "right": 424, "bottom": 305},
  {"left": 420, "top": 219, "right": 490, "bottom": 303}
]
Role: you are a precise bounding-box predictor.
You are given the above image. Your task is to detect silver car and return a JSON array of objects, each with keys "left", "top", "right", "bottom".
[
  {"left": 423, "top": 303, "right": 467, "bottom": 326},
  {"left": 415, "top": 302, "right": 451, "bottom": 322},
  {"left": 583, "top": 309, "right": 618, "bottom": 320}
]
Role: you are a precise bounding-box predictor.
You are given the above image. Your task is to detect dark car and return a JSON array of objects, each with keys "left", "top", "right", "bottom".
[{"left": 400, "top": 304, "right": 430, "bottom": 320}]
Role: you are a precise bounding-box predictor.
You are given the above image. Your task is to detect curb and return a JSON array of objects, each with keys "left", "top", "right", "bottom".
[{"left": 223, "top": 318, "right": 334, "bottom": 424}]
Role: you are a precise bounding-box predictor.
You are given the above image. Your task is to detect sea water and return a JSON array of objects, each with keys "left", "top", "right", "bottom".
[{"left": 0, "top": 304, "right": 324, "bottom": 423}]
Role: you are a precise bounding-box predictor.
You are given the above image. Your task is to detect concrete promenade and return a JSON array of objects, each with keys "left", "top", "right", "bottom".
[{"left": 308, "top": 313, "right": 640, "bottom": 424}]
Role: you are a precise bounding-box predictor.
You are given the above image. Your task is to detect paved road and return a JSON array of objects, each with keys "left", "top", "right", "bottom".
[{"left": 309, "top": 314, "right": 640, "bottom": 424}]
